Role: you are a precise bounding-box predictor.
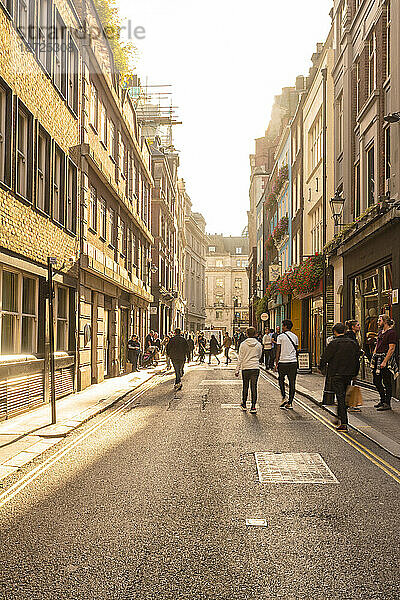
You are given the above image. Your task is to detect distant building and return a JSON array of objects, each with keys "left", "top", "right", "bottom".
[
  {"left": 205, "top": 235, "right": 249, "bottom": 333},
  {"left": 183, "top": 183, "right": 207, "bottom": 332}
]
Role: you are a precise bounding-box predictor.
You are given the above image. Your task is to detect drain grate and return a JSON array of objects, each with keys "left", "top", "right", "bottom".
[{"left": 254, "top": 452, "right": 338, "bottom": 484}]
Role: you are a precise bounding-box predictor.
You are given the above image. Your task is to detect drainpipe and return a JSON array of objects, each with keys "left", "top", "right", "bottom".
[{"left": 321, "top": 67, "right": 328, "bottom": 353}]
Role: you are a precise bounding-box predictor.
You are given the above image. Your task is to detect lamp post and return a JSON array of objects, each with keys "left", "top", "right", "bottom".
[
  {"left": 329, "top": 191, "right": 346, "bottom": 233},
  {"left": 383, "top": 112, "right": 400, "bottom": 124},
  {"left": 47, "top": 257, "right": 57, "bottom": 424}
]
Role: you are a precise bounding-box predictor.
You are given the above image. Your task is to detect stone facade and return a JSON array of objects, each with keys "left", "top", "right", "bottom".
[
  {"left": 205, "top": 235, "right": 249, "bottom": 334},
  {"left": 183, "top": 186, "right": 207, "bottom": 332}
]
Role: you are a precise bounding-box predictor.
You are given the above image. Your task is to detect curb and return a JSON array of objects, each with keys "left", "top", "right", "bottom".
[{"left": 261, "top": 367, "right": 400, "bottom": 459}]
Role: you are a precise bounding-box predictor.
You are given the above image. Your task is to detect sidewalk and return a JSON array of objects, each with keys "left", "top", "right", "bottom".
[
  {"left": 0, "top": 362, "right": 170, "bottom": 482},
  {"left": 262, "top": 367, "right": 400, "bottom": 458}
]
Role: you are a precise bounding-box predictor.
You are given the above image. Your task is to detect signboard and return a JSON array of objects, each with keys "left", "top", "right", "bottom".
[
  {"left": 392, "top": 289, "right": 399, "bottom": 305},
  {"left": 269, "top": 264, "right": 281, "bottom": 282},
  {"left": 260, "top": 313, "right": 269, "bottom": 322},
  {"left": 149, "top": 306, "right": 157, "bottom": 315},
  {"left": 297, "top": 351, "right": 312, "bottom": 374}
]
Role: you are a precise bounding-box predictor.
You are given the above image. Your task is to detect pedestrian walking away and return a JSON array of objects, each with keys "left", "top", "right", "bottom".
[
  {"left": 223, "top": 332, "right": 232, "bottom": 365},
  {"left": 198, "top": 334, "right": 206, "bottom": 363},
  {"left": 262, "top": 328, "right": 274, "bottom": 369},
  {"left": 209, "top": 334, "right": 221, "bottom": 365},
  {"left": 127, "top": 335, "right": 141, "bottom": 372},
  {"left": 166, "top": 328, "right": 189, "bottom": 390},
  {"left": 371, "top": 315, "right": 399, "bottom": 411},
  {"left": 275, "top": 320, "right": 298, "bottom": 410},
  {"left": 235, "top": 327, "right": 263, "bottom": 413},
  {"left": 319, "top": 322, "right": 360, "bottom": 431},
  {"left": 187, "top": 335, "right": 195, "bottom": 362}
]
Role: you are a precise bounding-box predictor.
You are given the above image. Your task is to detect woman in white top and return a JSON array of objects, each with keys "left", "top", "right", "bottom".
[{"left": 275, "top": 319, "right": 298, "bottom": 409}]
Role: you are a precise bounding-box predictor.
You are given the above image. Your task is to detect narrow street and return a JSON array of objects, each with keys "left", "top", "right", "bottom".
[{"left": 0, "top": 362, "right": 399, "bottom": 600}]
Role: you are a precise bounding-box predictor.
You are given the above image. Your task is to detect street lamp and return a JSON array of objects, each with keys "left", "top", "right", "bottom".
[
  {"left": 383, "top": 112, "right": 400, "bottom": 124},
  {"left": 329, "top": 191, "right": 346, "bottom": 227}
]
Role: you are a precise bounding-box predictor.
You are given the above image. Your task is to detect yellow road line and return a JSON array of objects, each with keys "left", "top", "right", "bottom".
[
  {"left": 0, "top": 375, "right": 164, "bottom": 509},
  {"left": 261, "top": 372, "right": 400, "bottom": 485}
]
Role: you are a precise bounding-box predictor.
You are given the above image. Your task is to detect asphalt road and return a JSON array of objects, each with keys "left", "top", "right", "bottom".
[{"left": 0, "top": 362, "right": 399, "bottom": 600}]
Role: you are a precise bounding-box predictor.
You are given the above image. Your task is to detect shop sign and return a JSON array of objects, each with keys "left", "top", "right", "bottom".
[
  {"left": 260, "top": 313, "right": 269, "bottom": 321},
  {"left": 297, "top": 351, "right": 312, "bottom": 374},
  {"left": 392, "top": 289, "right": 399, "bottom": 305},
  {"left": 269, "top": 265, "right": 281, "bottom": 282}
]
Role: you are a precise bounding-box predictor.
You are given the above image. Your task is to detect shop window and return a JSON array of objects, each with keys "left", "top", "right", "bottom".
[
  {"left": 0, "top": 269, "right": 38, "bottom": 355},
  {"left": 37, "top": 127, "right": 51, "bottom": 213},
  {"left": 52, "top": 144, "right": 65, "bottom": 224},
  {"left": 0, "top": 80, "right": 12, "bottom": 187},
  {"left": 56, "top": 286, "right": 69, "bottom": 351},
  {"left": 66, "top": 160, "right": 77, "bottom": 233}
]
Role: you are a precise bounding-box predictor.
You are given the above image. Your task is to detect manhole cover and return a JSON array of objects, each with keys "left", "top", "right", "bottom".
[{"left": 254, "top": 452, "right": 338, "bottom": 484}]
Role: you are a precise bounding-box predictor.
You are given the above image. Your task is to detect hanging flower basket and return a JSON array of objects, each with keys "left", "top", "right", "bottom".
[
  {"left": 292, "top": 253, "right": 325, "bottom": 294},
  {"left": 272, "top": 216, "right": 289, "bottom": 244},
  {"left": 265, "top": 164, "right": 289, "bottom": 211}
]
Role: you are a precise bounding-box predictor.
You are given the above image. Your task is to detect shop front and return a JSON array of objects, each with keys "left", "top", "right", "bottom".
[{"left": 342, "top": 218, "right": 400, "bottom": 395}]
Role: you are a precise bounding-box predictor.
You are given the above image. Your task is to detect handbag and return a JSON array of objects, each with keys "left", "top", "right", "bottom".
[{"left": 345, "top": 385, "right": 363, "bottom": 407}]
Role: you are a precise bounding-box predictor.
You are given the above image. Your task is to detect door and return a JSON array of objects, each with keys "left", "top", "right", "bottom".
[
  {"left": 119, "top": 308, "right": 128, "bottom": 373},
  {"left": 103, "top": 310, "right": 110, "bottom": 377}
]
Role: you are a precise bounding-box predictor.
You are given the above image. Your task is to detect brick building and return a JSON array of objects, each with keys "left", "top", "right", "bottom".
[{"left": 0, "top": 0, "right": 81, "bottom": 417}]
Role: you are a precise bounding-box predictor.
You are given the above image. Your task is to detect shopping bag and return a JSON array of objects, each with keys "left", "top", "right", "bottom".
[{"left": 345, "top": 385, "right": 363, "bottom": 407}]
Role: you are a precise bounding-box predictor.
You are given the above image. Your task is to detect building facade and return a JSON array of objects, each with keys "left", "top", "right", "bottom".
[
  {"left": 205, "top": 235, "right": 249, "bottom": 333},
  {"left": 77, "top": 0, "right": 153, "bottom": 390},
  {"left": 148, "top": 137, "right": 179, "bottom": 337},
  {"left": 0, "top": 0, "right": 81, "bottom": 417},
  {"left": 328, "top": 0, "right": 399, "bottom": 391},
  {"left": 184, "top": 187, "right": 207, "bottom": 332}
]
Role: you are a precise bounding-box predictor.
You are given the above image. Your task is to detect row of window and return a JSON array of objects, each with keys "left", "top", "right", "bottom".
[
  {"left": 0, "top": 0, "right": 79, "bottom": 114},
  {"left": 89, "top": 80, "right": 151, "bottom": 228},
  {"left": 0, "top": 82, "right": 78, "bottom": 231},
  {"left": 0, "top": 266, "right": 70, "bottom": 355}
]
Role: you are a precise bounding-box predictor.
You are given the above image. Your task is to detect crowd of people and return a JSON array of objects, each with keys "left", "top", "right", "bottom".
[{"left": 127, "top": 315, "right": 398, "bottom": 428}]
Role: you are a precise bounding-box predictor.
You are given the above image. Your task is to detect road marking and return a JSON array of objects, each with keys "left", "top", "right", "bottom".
[
  {"left": 221, "top": 403, "right": 242, "bottom": 409},
  {"left": 246, "top": 518, "right": 267, "bottom": 527},
  {"left": 199, "top": 380, "right": 242, "bottom": 385},
  {"left": 0, "top": 376, "right": 164, "bottom": 509},
  {"left": 260, "top": 372, "right": 400, "bottom": 485}
]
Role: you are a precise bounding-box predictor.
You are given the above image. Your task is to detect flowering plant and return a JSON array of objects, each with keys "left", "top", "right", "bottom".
[
  {"left": 272, "top": 216, "right": 289, "bottom": 243},
  {"left": 291, "top": 253, "right": 325, "bottom": 294},
  {"left": 265, "top": 164, "right": 289, "bottom": 210},
  {"left": 265, "top": 280, "right": 279, "bottom": 299},
  {"left": 266, "top": 235, "right": 275, "bottom": 249},
  {"left": 276, "top": 267, "right": 297, "bottom": 295}
]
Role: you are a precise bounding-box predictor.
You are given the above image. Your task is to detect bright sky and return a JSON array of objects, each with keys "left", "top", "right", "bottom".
[{"left": 119, "top": 0, "right": 333, "bottom": 236}]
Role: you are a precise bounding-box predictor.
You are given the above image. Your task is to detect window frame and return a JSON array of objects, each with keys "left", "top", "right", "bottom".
[
  {"left": 15, "top": 99, "right": 33, "bottom": 202},
  {"left": 55, "top": 284, "right": 69, "bottom": 352},
  {"left": 0, "top": 78, "right": 12, "bottom": 187},
  {"left": 66, "top": 159, "right": 77, "bottom": 233},
  {"left": 36, "top": 123, "right": 51, "bottom": 214},
  {"left": 52, "top": 142, "right": 65, "bottom": 225},
  {"left": 89, "top": 184, "right": 97, "bottom": 232},
  {"left": 37, "top": 0, "right": 52, "bottom": 72},
  {"left": 67, "top": 35, "right": 79, "bottom": 114},
  {"left": 366, "top": 144, "right": 375, "bottom": 208},
  {"left": 0, "top": 267, "right": 38, "bottom": 355},
  {"left": 53, "top": 10, "right": 67, "bottom": 98}
]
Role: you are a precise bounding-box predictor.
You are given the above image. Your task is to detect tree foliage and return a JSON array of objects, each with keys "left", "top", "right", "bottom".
[{"left": 94, "top": 0, "right": 138, "bottom": 74}]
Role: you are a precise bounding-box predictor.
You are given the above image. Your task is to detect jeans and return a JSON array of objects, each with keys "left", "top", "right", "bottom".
[
  {"left": 224, "top": 347, "right": 231, "bottom": 364},
  {"left": 172, "top": 359, "right": 185, "bottom": 385},
  {"left": 264, "top": 349, "right": 273, "bottom": 369},
  {"left": 331, "top": 375, "right": 351, "bottom": 426},
  {"left": 278, "top": 362, "right": 297, "bottom": 403},
  {"left": 242, "top": 369, "right": 259, "bottom": 408},
  {"left": 131, "top": 352, "right": 139, "bottom": 371},
  {"left": 209, "top": 351, "right": 220, "bottom": 365},
  {"left": 373, "top": 366, "right": 392, "bottom": 406}
]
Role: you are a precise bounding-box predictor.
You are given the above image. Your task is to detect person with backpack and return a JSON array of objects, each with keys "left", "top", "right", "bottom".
[
  {"left": 275, "top": 319, "right": 298, "bottom": 410},
  {"left": 319, "top": 322, "right": 360, "bottom": 431}
]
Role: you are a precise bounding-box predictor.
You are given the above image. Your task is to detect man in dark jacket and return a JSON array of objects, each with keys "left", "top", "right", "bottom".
[
  {"left": 319, "top": 322, "right": 360, "bottom": 432},
  {"left": 166, "top": 328, "right": 189, "bottom": 390}
]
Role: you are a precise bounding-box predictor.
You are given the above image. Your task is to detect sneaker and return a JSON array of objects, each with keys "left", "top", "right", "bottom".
[
  {"left": 279, "top": 401, "right": 288, "bottom": 409},
  {"left": 285, "top": 402, "right": 294, "bottom": 410},
  {"left": 173, "top": 383, "right": 179, "bottom": 391},
  {"left": 376, "top": 404, "right": 391, "bottom": 411},
  {"left": 374, "top": 402, "right": 384, "bottom": 409},
  {"left": 249, "top": 408, "right": 257, "bottom": 414},
  {"left": 348, "top": 406, "right": 361, "bottom": 412},
  {"left": 177, "top": 383, "right": 183, "bottom": 391},
  {"left": 336, "top": 424, "right": 348, "bottom": 432},
  {"left": 240, "top": 403, "right": 247, "bottom": 411}
]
